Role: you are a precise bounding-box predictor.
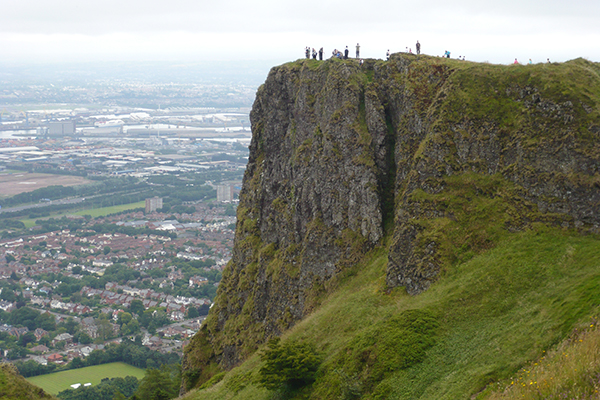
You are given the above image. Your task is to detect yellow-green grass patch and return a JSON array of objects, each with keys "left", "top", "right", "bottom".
[
  {"left": 25, "top": 362, "right": 145, "bottom": 395},
  {"left": 19, "top": 201, "right": 145, "bottom": 227}
]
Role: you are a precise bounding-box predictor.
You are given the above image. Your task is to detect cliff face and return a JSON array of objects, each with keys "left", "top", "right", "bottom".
[{"left": 183, "top": 55, "right": 600, "bottom": 388}]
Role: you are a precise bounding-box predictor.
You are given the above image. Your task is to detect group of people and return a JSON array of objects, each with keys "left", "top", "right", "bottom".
[
  {"left": 305, "top": 43, "right": 361, "bottom": 61},
  {"left": 306, "top": 41, "right": 428, "bottom": 62},
  {"left": 305, "top": 47, "right": 324, "bottom": 60},
  {"left": 305, "top": 42, "right": 551, "bottom": 66}
]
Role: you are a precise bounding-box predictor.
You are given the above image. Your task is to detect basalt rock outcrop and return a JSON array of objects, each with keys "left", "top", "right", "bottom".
[{"left": 182, "top": 55, "right": 600, "bottom": 389}]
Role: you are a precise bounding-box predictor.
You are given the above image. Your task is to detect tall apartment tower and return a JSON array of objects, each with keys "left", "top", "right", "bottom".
[
  {"left": 216, "top": 184, "right": 234, "bottom": 202},
  {"left": 145, "top": 196, "right": 163, "bottom": 213}
]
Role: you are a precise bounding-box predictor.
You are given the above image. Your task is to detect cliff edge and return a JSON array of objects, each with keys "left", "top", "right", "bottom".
[{"left": 182, "top": 54, "right": 600, "bottom": 391}]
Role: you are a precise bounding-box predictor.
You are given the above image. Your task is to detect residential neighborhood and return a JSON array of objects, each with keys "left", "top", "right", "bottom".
[{"left": 0, "top": 197, "right": 236, "bottom": 365}]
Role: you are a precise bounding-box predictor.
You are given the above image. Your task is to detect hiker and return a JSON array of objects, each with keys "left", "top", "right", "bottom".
[
  {"left": 356, "top": 43, "right": 360, "bottom": 58},
  {"left": 344, "top": 46, "right": 349, "bottom": 59},
  {"left": 312, "top": 48, "right": 317, "bottom": 59},
  {"left": 319, "top": 48, "right": 323, "bottom": 60},
  {"left": 305, "top": 47, "right": 310, "bottom": 59},
  {"left": 444, "top": 50, "right": 450, "bottom": 58},
  {"left": 416, "top": 40, "right": 421, "bottom": 55},
  {"left": 528, "top": 58, "right": 532, "bottom": 65},
  {"left": 514, "top": 58, "right": 518, "bottom": 64},
  {"left": 386, "top": 49, "right": 390, "bottom": 60},
  {"left": 360, "top": 59, "right": 364, "bottom": 66}
]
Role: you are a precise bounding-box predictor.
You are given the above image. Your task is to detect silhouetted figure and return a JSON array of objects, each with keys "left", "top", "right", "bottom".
[
  {"left": 312, "top": 48, "right": 317, "bottom": 59},
  {"left": 386, "top": 50, "right": 390, "bottom": 60},
  {"left": 305, "top": 47, "right": 310, "bottom": 59},
  {"left": 356, "top": 43, "right": 360, "bottom": 58},
  {"left": 319, "top": 48, "right": 323, "bottom": 60},
  {"left": 416, "top": 40, "right": 421, "bottom": 55},
  {"left": 344, "top": 46, "right": 349, "bottom": 59}
]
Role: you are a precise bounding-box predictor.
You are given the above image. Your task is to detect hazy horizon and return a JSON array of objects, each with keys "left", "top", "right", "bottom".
[{"left": 1, "top": 0, "right": 599, "bottom": 67}]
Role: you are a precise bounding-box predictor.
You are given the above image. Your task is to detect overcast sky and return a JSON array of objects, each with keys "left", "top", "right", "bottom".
[{"left": 1, "top": 0, "right": 599, "bottom": 67}]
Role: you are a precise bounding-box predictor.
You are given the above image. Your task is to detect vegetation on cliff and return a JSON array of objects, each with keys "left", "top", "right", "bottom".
[
  {"left": 182, "top": 54, "right": 600, "bottom": 399},
  {"left": 0, "top": 363, "right": 55, "bottom": 400}
]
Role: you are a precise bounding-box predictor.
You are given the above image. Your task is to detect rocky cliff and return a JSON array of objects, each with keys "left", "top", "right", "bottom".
[{"left": 182, "top": 55, "right": 600, "bottom": 390}]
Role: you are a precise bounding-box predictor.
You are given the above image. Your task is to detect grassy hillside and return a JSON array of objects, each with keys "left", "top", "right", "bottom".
[
  {"left": 182, "top": 221, "right": 600, "bottom": 399},
  {"left": 486, "top": 322, "right": 600, "bottom": 399},
  {"left": 0, "top": 363, "right": 55, "bottom": 400}
]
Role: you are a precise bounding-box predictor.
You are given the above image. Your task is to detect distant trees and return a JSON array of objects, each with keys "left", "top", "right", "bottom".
[
  {"left": 57, "top": 376, "right": 139, "bottom": 400},
  {"left": 73, "top": 331, "right": 92, "bottom": 345},
  {"left": 96, "top": 316, "right": 115, "bottom": 341},
  {"left": 13, "top": 360, "right": 58, "bottom": 377},
  {"left": 138, "top": 310, "right": 170, "bottom": 334},
  {"left": 129, "top": 300, "right": 145, "bottom": 316},
  {"left": 1, "top": 185, "right": 76, "bottom": 207},
  {"left": 7, "top": 307, "right": 52, "bottom": 331}
]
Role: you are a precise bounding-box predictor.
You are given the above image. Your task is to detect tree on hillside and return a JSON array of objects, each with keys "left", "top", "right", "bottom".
[
  {"left": 133, "top": 365, "right": 180, "bottom": 400},
  {"left": 258, "top": 338, "right": 321, "bottom": 391}
]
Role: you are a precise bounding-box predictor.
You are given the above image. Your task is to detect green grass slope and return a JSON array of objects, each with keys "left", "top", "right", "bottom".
[
  {"left": 486, "top": 321, "right": 600, "bottom": 399},
  {"left": 0, "top": 363, "right": 55, "bottom": 400},
  {"left": 183, "top": 184, "right": 600, "bottom": 399}
]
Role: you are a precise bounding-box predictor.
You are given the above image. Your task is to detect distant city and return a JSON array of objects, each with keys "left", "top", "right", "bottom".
[{"left": 0, "top": 62, "right": 256, "bottom": 372}]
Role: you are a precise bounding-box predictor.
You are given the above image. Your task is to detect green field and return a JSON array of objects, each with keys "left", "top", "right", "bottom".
[
  {"left": 26, "top": 362, "right": 146, "bottom": 395},
  {"left": 19, "top": 201, "right": 146, "bottom": 227},
  {"left": 73, "top": 201, "right": 145, "bottom": 218}
]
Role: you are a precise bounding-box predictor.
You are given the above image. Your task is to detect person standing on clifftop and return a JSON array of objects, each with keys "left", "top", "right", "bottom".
[
  {"left": 344, "top": 46, "right": 349, "bottom": 59},
  {"left": 356, "top": 43, "right": 360, "bottom": 58},
  {"left": 319, "top": 48, "right": 323, "bottom": 60},
  {"left": 386, "top": 50, "right": 390, "bottom": 60},
  {"left": 416, "top": 40, "right": 421, "bottom": 55},
  {"left": 312, "top": 48, "right": 317, "bottom": 59},
  {"left": 305, "top": 47, "right": 310, "bottom": 59}
]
